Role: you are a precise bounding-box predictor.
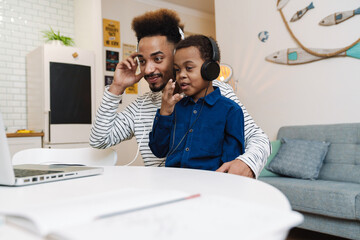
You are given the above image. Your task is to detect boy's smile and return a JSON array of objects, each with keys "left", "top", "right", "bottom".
[{"left": 174, "top": 46, "right": 214, "bottom": 102}]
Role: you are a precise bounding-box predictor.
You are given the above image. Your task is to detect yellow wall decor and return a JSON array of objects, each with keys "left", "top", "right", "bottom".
[
  {"left": 103, "top": 18, "right": 120, "bottom": 48},
  {"left": 123, "top": 43, "right": 138, "bottom": 94},
  {"left": 125, "top": 84, "right": 138, "bottom": 95}
]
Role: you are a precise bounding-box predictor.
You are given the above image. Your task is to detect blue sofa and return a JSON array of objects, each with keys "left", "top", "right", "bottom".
[{"left": 259, "top": 123, "right": 360, "bottom": 240}]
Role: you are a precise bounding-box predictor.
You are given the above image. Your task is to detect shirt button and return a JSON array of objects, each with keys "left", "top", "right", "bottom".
[
  {"left": 189, "top": 129, "right": 193, "bottom": 133},
  {"left": 185, "top": 147, "right": 189, "bottom": 151},
  {"left": 193, "top": 110, "right": 197, "bottom": 114},
  {"left": 155, "top": 117, "right": 158, "bottom": 120}
]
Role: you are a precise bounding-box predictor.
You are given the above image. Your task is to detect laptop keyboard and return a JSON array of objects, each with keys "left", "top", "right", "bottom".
[{"left": 14, "top": 169, "right": 64, "bottom": 178}]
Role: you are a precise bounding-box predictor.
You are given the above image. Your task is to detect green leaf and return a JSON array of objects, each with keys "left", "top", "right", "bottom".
[{"left": 41, "top": 27, "right": 75, "bottom": 46}]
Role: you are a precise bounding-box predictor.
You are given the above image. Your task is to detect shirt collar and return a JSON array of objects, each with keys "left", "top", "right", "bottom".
[{"left": 182, "top": 86, "right": 221, "bottom": 106}]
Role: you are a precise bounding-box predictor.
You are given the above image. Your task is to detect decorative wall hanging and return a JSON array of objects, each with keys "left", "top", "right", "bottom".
[
  {"left": 319, "top": 6, "right": 360, "bottom": 26},
  {"left": 106, "top": 50, "right": 119, "bottom": 72},
  {"left": 258, "top": 31, "right": 269, "bottom": 42},
  {"left": 290, "top": 2, "right": 314, "bottom": 22},
  {"left": 105, "top": 76, "right": 114, "bottom": 86},
  {"left": 125, "top": 84, "right": 138, "bottom": 95},
  {"left": 277, "top": 0, "right": 290, "bottom": 10},
  {"left": 266, "top": 43, "right": 360, "bottom": 65},
  {"left": 103, "top": 18, "right": 120, "bottom": 48},
  {"left": 122, "top": 43, "right": 139, "bottom": 93},
  {"left": 265, "top": 0, "right": 360, "bottom": 65}
]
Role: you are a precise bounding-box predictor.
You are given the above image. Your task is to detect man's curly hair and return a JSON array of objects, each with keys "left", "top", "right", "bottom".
[{"left": 132, "top": 8, "right": 184, "bottom": 44}]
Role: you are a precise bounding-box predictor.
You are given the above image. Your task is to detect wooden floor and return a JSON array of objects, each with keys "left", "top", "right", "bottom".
[{"left": 286, "top": 228, "right": 351, "bottom": 240}]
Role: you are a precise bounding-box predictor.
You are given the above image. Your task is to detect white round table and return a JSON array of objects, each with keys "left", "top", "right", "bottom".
[{"left": 0, "top": 166, "right": 302, "bottom": 240}]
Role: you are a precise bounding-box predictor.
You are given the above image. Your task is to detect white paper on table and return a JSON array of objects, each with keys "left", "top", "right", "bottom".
[
  {"left": 49, "top": 194, "right": 303, "bottom": 240},
  {"left": 2, "top": 188, "right": 190, "bottom": 237}
]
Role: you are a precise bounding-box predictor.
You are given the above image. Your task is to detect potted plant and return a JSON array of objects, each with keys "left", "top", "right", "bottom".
[{"left": 42, "top": 27, "right": 75, "bottom": 46}]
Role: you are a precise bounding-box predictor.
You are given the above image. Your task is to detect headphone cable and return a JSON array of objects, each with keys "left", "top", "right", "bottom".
[{"left": 124, "top": 94, "right": 149, "bottom": 166}]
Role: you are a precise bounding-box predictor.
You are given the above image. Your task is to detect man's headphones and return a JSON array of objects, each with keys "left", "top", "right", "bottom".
[{"left": 201, "top": 37, "right": 220, "bottom": 81}]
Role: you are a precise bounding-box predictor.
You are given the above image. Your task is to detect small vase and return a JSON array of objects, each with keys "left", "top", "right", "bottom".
[{"left": 48, "top": 40, "right": 64, "bottom": 46}]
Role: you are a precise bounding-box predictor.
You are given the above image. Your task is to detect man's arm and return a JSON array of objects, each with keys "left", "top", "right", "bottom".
[
  {"left": 109, "top": 52, "right": 143, "bottom": 95},
  {"left": 221, "top": 106, "right": 245, "bottom": 163},
  {"left": 90, "top": 53, "right": 145, "bottom": 149},
  {"left": 213, "top": 81, "right": 271, "bottom": 178},
  {"left": 89, "top": 87, "right": 137, "bottom": 149}
]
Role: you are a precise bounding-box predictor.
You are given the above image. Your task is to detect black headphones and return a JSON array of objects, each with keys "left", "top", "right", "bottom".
[{"left": 201, "top": 37, "right": 220, "bottom": 81}]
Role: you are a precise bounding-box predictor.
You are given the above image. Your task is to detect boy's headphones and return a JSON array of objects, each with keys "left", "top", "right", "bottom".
[{"left": 201, "top": 37, "right": 220, "bottom": 81}]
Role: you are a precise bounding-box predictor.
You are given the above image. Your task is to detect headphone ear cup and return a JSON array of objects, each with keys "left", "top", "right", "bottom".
[{"left": 201, "top": 60, "right": 220, "bottom": 81}]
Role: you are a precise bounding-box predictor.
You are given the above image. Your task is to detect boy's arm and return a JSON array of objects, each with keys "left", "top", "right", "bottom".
[
  {"left": 149, "top": 79, "right": 183, "bottom": 158},
  {"left": 213, "top": 81, "right": 271, "bottom": 178},
  {"left": 148, "top": 110, "right": 175, "bottom": 158}
]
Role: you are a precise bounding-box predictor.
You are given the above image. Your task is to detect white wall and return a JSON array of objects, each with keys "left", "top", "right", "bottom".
[
  {"left": 74, "top": 0, "right": 103, "bottom": 110},
  {"left": 0, "top": 0, "right": 74, "bottom": 132},
  {"left": 215, "top": 0, "right": 360, "bottom": 140},
  {"left": 102, "top": 0, "right": 215, "bottom": 165}
]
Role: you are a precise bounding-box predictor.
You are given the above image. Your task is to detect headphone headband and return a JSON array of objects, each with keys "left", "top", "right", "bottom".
[
  {"left": 178, "top": 27, "right": 185, "bottom": 40},
  {"left": 207, "top": 37, "right": 219, "bottom": 62}
]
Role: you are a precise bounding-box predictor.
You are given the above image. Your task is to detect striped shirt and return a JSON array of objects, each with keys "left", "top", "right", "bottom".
[{"left": 89, "top": 80, "right": 271, "bottom": 178}]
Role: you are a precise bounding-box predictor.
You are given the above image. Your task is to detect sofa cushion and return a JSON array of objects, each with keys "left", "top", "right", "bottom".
[
  {"left": 259, "top": 140, "right": 281, "bottom": 177},
  {"left": 266, "top": 138, "right": 330, "bottom": 180},
  {"left": 260, "top": 177, "right": 360, "bottom": 221},
  {"left": 277, "top": 123, "right": 360, "bottom": 184}
]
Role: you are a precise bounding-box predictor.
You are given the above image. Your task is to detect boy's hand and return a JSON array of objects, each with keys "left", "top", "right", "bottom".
[
  {"left": 109, "top": 52, "right": 144, "bottom": 95},
  {"left": 160, "top": 79, "right": 183, "bottom": 116}
]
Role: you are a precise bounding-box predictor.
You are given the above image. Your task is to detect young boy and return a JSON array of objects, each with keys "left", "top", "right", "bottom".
[{"left": 148, "top": 35, "right": 245, "bottom": 171}]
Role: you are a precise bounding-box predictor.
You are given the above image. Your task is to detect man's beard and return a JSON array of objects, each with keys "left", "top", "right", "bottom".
[
  {"left": 149, "top": 82, "right": 167, "bottom": 92},
  {"left": 145, "top": 73, "right": 168, "bottom": 92}
]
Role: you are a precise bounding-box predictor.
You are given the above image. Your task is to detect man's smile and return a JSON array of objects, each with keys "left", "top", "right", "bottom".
[{"left": 145, "top": 73, "right": 162, "bottom": 83}]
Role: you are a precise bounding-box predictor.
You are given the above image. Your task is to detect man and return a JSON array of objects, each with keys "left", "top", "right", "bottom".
[{"left": 90, "top": 9, "right": 270, "bottom": 178}]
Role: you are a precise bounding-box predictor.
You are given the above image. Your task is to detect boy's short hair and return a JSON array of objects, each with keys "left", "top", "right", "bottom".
[
  {"left": 175, "top": 35, "right": 221, "bottom": 62},
  {"left": 131, "top": 8, "right": 184, "bottom": 44}
]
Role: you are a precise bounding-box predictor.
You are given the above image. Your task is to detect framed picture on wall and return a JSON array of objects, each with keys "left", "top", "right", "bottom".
[
  {"left": 104, "top": 75, "right": 113, "bottom": 86},
  {"left": 122, "top": 43, "right": 139, "bottom": 94},
  {"left": 122, "top": 43, "right": 136, "bottom": 59},
  {"left": 105, "top": 50, "right": 119, "bottom": 72},
  {"left": 103, "top": 18, "right": 120, "bottom": 48}
]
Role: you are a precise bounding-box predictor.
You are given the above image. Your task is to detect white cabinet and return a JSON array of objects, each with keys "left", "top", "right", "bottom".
[
  {"left": 6, "top": 133, "right": 43, "bottom": 158},
  {"left": 26, "top": 44, "right": 95, "bottom": 147}
]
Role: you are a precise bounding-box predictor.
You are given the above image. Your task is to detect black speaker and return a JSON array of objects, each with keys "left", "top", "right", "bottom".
[{"left": 201, "top": 37, "right": 220, "bottom": 81}]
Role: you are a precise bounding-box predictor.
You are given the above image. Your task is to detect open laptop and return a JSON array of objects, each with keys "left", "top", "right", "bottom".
[{"left": 0, "top": 112, "right": 103, "bottom": 186}]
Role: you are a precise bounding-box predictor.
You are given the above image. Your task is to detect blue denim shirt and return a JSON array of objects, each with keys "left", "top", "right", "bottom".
[{"left": 149, "top": 87, "right": 245, "bottom": 171}]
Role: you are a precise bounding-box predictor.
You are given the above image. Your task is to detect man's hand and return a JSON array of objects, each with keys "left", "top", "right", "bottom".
[
  {"left": 109, "top": 52, "right": 144, "bottom": 95},
  {"left": 216, "top": 159, "right": 255, "bottom": 178},
  {"left": 159, "top": 79, "right": 183, "bottom": 116}
]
